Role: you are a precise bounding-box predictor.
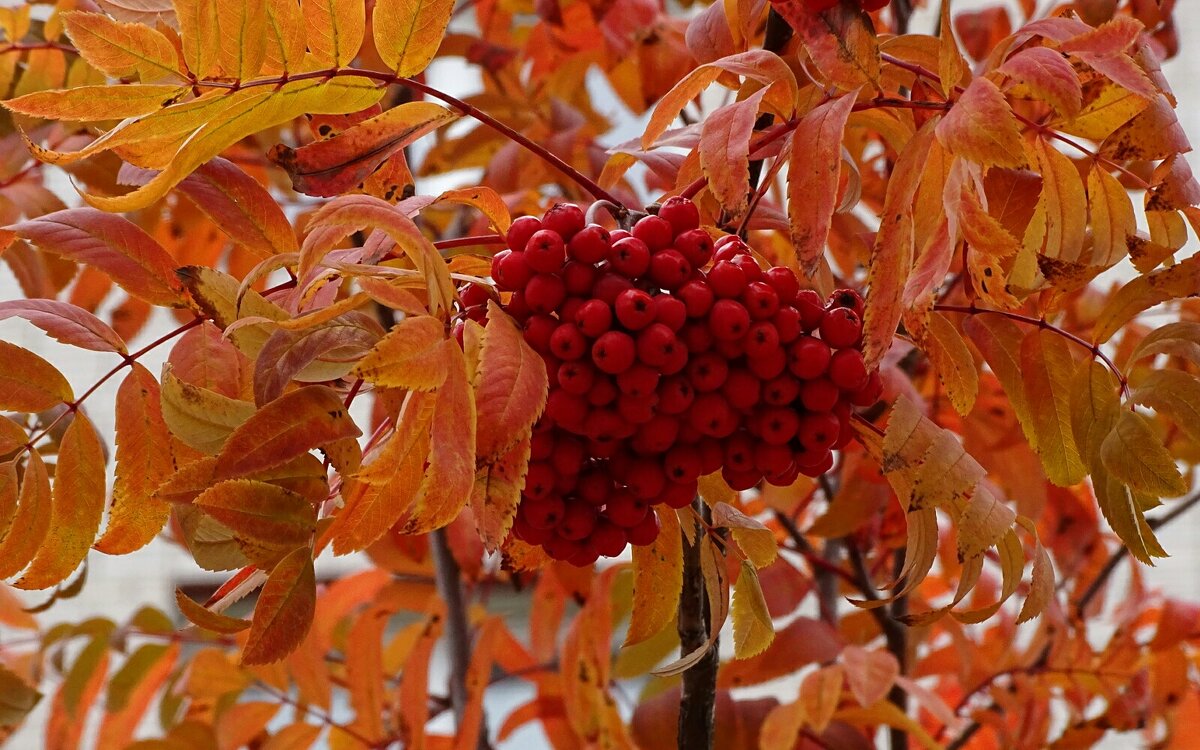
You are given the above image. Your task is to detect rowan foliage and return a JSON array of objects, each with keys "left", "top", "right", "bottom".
[{"left": 0, "top": 0, "right": 1197, "bottom": 748}]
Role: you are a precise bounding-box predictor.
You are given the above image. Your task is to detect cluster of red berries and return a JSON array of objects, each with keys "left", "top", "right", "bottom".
[
  {"left": 473, "top": 198, "right": 880, "bottom": 565},
  {"left": 806, "top": 0, "right": 888, "bottom": 12}
]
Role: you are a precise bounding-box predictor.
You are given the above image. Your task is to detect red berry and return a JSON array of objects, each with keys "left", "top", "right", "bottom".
[
  {"left": 592, "top": 272, "right": 635, "bottom": 304},
  {"left": 742, "top": 281, "right": 780, "bottom": 320},
  {"left": 709, "top": 299, "right": 751, "bottom": 341},
  {"left": 762, "top": 374, "right": 801, "bottom": 406},
  {"left": 525, "top": 229, "right": 566, "bottom": 273},
  {"left": 820, "top": 307, "right": 863, "bottom": 348},
  {"left": 633, "top": 215, "right": 674, "bottom": 251},
  {"left": 659, "top": 480, "right": 698, "bottom": 509},
  {"left": 605, "top": 490, "right": 648, "bottom": 527},
  {"left": 575, "top": 299, "right": 613, "bottom": 338},
  {"left": 562, "top": 261, "right": 597, "bottom": 296},
  {"left": 862, "top": 0, "right": 888, "bottom": 11},
  {"left": 828, "top": 348, "right": 869, "bottom": 391},
  {"left": 658, "top": 196, "right": 700, "bottom": 234},
  {"left": 549, "top": 323, "right": 588, "bottom": 360},
  {"left": 543, "top": 533, "right": 579, "bottom": 561},
  {"left": 773, "top": 307, "right": 803, "bottom": 344},
  {"left": 723, "top": 467, "right": 762, "bottom": 491},
  {"left": 635, "top": 323, "right": 680, "bottom": 367},
  {"left": 558, "top": 502, "right": 597, "bottom": 541},
  {"left": 827, "top": 288, "right": 865, "bottom": 317},
  {"left": 568, "top": 224, "right": 611, "bottom": 263},
  {"left": 800, "top": 378, "right": 840, "bottom": 412},
  {"left": 632, "top": 414, "right": 679, "bottom": 455},
  {"left": 798, "top": 412, "right": 841, "bottom": 451},
  {"left": 687, "top": 351, "right": 729, "bottom": 392},
  {"left": 724, "top": 431, "right": 756, "bottom": 473},
  {"left": 584, "top": 408, "right": 626, "bottom": 443},
  {"left": 587, "top": 376, "right": 618, "bottom": 406},
  {"left": 678, "top": 279, "right": 715, "bottom": 317},
  {"left": 568, "top": 539, "right": 601, "bottom": 567},
  {"left": 804, "top": 0, "right": 840, "bottom": 12},
  {"left": 664, "top": 444, "right": 703, "bottom": 483},
  {"left": 764, "top": 266, "right": 800, "bottom": 304},
  {"left": 798, "top": 451, "right": 834, "bottom": 478},
  {"left": 522, "top": 493, "right": 564, "bottom": 527},
  {"left": 661, "top": 342, "right": 689, "bottom": 375},
  {"left": 680, "top": 321, "right": 714, "bottom": 353},
  {"left": 689, "top": 392, "right": 737, "bottom": 438},
  {"left": 674, "top": 228, "right": 714, "bottom": 268},
  {"left": 530, "top": 429, "right": 554, "bottom": 460},
  {"left": 649, "top": 249, "right": 692, "bottom": 290},
  {"left": 757, "top": 408, "right": 799, "bottom": 445},
  {"left": 615, "top": 288, "right": 656, "bottom": 330},
  {"left": 459, "top": 282, "right": 492, "bottom": 308},
  {"left": 592, "top": 521, "right": 628, "bottom": 557},
  {"left": 551, "top": 437, "right": 585, "bottom": 477},
  {"left": 722, "top": 369, "right": 762, "bottom": 412},
  {"left": 708, "top": 261, "right": 747, "bottom": 298},
  {"left": 617, "top": 363, "right": 660, "bottom": 397},
  {"left": 713, "top": 235, "right": 749, "bottom": 258},
  {"left": 610, "top": 237, "right": 652, "bottom": 277},
  {"left": 744, "top": 321, "right": 781, "bottom": 359},
  {"left": 627, "top": 509, "right": 661, "bottom": 546},
  {"left": 850, "top": 371, "right": 884, "bottom": 407},
  {"left": 525, "top": 273, "right": 566, "bottom": 314},
  {"left": 617, "top": 393, "right": 657, "bottom": 425},
  {"left": 788, "top": 335, "right": 832, "bottom": 379},
  {"left": 542, "top": 203, "right": 585, "bottom": 239},
  {"left": 713, "top": 336, "right": 744, "bottom": 360},
  {"left": 557, "top": 361, "right": 595, "bottom": 396},
  {"left": 747, "top": 347, "right": 787, "bottom": 380},
  {"left": 546, "top": 390, "right": 588, "bottom": 430},
  {"left": 697, "top": 439, "right": 724, "bottom": 474},
  {"left": 494, "top": 250, "right": 533, "bottom": 291},
  {"left": 592, "top": 331, "right": 637, "bottom": 374},
  {"left": 523, "top": 314, "right": 557, "bottom": 352},
  {"left": 513, "top": 512, "right": 552, "bottom": 545},
  {"left": 506, "top": 216, "right": 542, "bottom": 255},
  {"left": 755, "top": 443, "right": 794, "bottom": 475},
  {"left": 730, "top": 254, "right": 763, "bottom": 282},
  {"left": 626, "top": 458, "right": 666, "bottom": 500},
  {"left": 765, "top": 462, "right": 801, "bottom": 488},
  {"left": 657, "top": 375, "right": 695, "bottom": 414},
  {"left": 653, "top": 294, "right": 687, "bottom": 330},
  {"left": 506, "top": 290, "right": 531, "bottom": 321},
  {"left": 609, "top": 229, "right": 632, "bottom": 242},
  {"left": 795, "top": 289, "right": 826, "bottom": 330},
  {"left": 578, "top": 471, "right": 613, "bottom": 505}
]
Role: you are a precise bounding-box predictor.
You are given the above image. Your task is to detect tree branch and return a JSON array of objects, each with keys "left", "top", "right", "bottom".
[
  {"left": 678, "top": 498, "right": 718, "bottom": 750},
  {"left": 431, "top": 527, "right": 488, "bottom": 750}
]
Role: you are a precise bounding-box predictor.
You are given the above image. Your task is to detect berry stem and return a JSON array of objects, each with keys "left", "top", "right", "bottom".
[{"left": 934, "top": 304, "right": 1131, "bottom": 400}]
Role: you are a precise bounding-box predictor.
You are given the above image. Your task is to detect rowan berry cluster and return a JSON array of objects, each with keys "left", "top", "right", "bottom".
[
  {"left": 806, "top": 0, "right": 888, "bottom": 12},
  {"left": 478, "top": 198, "right": 881, "bottom": 565}
]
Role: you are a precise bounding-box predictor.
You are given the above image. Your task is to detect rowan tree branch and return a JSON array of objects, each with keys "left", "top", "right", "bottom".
[
  {"left": 431, "top": 527, "right": 489, "bottom": 750},
  {"left": 678, "top": 498, "right": 718, "bottom": 750}
]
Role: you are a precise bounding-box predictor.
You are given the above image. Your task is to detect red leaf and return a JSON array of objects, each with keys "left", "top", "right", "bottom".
[
  {"left": 788, "top": 92, "right": 859, "bottom": 275},
  {"left": 241, "top": 546, "right": 316, "bottom": 665},
  {"left": 700, "top": 88, "right": 768, "bottom": 220},
  {"left": 177, "top": 157, "right": 299, "bottom": 259},
  {"left": 0, "top": 299, "right": 127, "bottom": 354}
]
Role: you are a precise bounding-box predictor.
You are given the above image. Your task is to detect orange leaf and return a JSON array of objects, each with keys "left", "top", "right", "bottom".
[
  {"left": 0, "top": 452, "right": 51, "bottom": 579},
  {"left": 0, "top": 299, "right": 126, "bottom": 354},
  {"left": 61, "top": 10, "right": 180, "bottom": 81},
  {"left": 1021, "top": 328, "right": 1086, "bottom": 487},
  {"left": 8, "top": 208, "right": 184, "bottom": 306},
  {"left": 475, "top": 301, "right": 548, "bottom": 461},
  {"left": 782, "top": 1, "right": 881, "bottom": 92},
  {"left": 800, "top": 664, "right": 844, "bottom": 733},
  {"left": 998, "top": 46, "right": 1082, "bottom": 117},
  {"left": 95, "top": 643, "right": 180, "bottom": 750},
  {"left": 302, "top": 0, "right": 365, "bottom": 67},
  {"left": 2, "top": 84, "right": 186, "bottom": 121},
  {"left": 16, "top": 413, "right": 106, "bottom": 590},
  {"left": 1100, "top": 93, "right": 1190, "bottom": 162},
  {"left": 177, "top": 157, "right": 298, "bottom": 260},
  {"left": 471, "top": 434, "right": 530, "bottom": 554},
  {"left": 177, "top": 0, "right": 221, "bottom": 78},
  {"left": 935, "top": 77, "right": 1026, "bottom": 168},
  {"left": 699, "top": 87, "right": 768, "bottom": 220},
  {"left": 937, "top": 1, "right": 967, "bottom": 96},
  {"left": 262, "top": 0, "right": 307, "bottom": 74},
  {"left": 242, "top": 546, "right": 317, "bottom": 665},
  {"left": 841, "top": 645, "right": 899, "bottom": 708},
  {"left": 345, "top": 606, "right": 389, "bottom": 743},
  {"left": 399, "top": 341, "right": 476, "bottom": 534},
  {"left": 788, "top": 91, "right": 859, "bottom": 276},
  {"left": 1086, "top": 165, "right": 1136, "bottom": 266},
  {"left": 175, "top": 588, "right": 251, "bottom": 634},
  {"left": 215, "top": 0, "right": 267, "bottom": 80},
  {"left": 95, "top": 363, "right": 175, "bottom": 554},
  {"left": 0, "top": 340, "right": 72, "bottom": 412},
  {"left": 329, "top": 391, "right": 433, "bottom": 554},
  {"left": 373, "top": 0, "right": 456, "bottom": 76},
  {"left": 1033, "top": 138, "right": 1086, "bottom": 262},
  {"left": 194, "top": 480, "right": 317, "bottom": 563},
  {"left": 269, "top": 102, "right": 458, "bottom": 197},
  {"left": 0, "top": 461, "right": 15, "bottom": 554},
  {"left": 215, "top": 385, "right": 361, "bottom": 479},
  {"left": 626, "top": 506, "right": 683, "bottom": 647}
]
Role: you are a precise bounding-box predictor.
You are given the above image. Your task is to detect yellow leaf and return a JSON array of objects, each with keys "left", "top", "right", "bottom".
[
  {"left": 175, "top": 589, "right": 251, "bottom": 634},
  {"left": 935, "top": 77, "right": 1026, "bottom": 168},
  {"left": 160, "top": 365, "right": 256, "bottom": 455},
  {"left": 1087, "top": 166, "right": 1136, "bottom": 266},
  {"left": 1101, "top": 410, "right": 1188, "bottom": 498},
  {"left": 353, "top": 315, "right": 448, "bottom": 390},
  {"left": 176, "top": 0, "right": 220, "bottom": 78},
  {"left": 215, "top": 385, "right": 361, "bottom": 479},
  {"left": 922, "top": 312, "right": 978, "bottom": 416},
  {"left": 474, "top": 302, "right": 548, "bottom": 461},
  {"left": 799, "top": 664, "right": 844, "bottom": 734},
  {"left": 0, "top": 452, "right": 51, "bottom": 579},
  {"left": 470, "top": 435, "right": 529, "bottom": 554},
  {"left": 0, "top": 462, "right": 15, "bottom": 551},
  {"left": 909, "top": 430, "right": 985, "bottom": 511},
  {"left": 1021, "top": 329, "right": 1086, "bottom": 487},
  {"left": 262, "top": 0, "right": 307, "bottom": 74},
  {"left": 96, "top": 643, "right": 179, "bottom": 750},
  {"left": 937, "top": 1, "right": 966, "bottom": 96},
  {"left": 1016, "top": 519, "right": 1055, "bottom": 623},
  {"left": 242, "top": 546, "right": 316, "bottom": 665},
  {"left": 0, "top": 341, "right": 72, "bottom": 412},
  {"left": 1092, "top": 253, "right": 1200, "bottom": 343},
  {"left": 216, "top": 0, "right": 267, "bottom": 80},
  {"left": 1092, "top": 464, "right": 1163, "bottom": 565},
  {"left": 373, "top": 0, "right": 455, "bottom": 76},
  {"left": 963, "top": 314, "right": 1035, "bottom": 442},
  {"left": 3, "top": 84, "right": 186, "bottom": 121},
  {"left": 731, "top": 560, "right": 774, "bottom": 659},
  {"left": 61, "top": 11, "right": 180, "bottom": 81},
  {"left": 835, "top": 700, "right": 941, "bottom": 750},
  {"left": 435, "top": 187, "right": 512, "bottom": 235},
  {"left": 956, "top": 485, "right": 1015, "bottom": 562},
  {"left": 1034, "top": 138, "right": 1087, "bottom": 262},
  {"left": 1133, "top": 370, "right": 1200, "bottom": 444},
  {"left": 399, "top": 342, "right": 476, "bottom": 534},
  {"left": 711, "top": 502, "right": 777, "bottom": 568},
  {"left": 303, "top": 0, "right": 364, "bottom": 68},
  {"left": 1071, "top": 359, "right": 1121, "bottom": 470},
  {"left": 625, "top": 506, "right": 682, "bottom": 647},
  {"left": 329, "top": 392, "right": 433, "bottom": 554},
  {"left": 16, "top": 413, "right": 106, "bottom": 590},
  {"left": 95, "top": 364, "right": 174, "bottom": 554},
  {"left": 1129, "top": 321, "right": 1200, "bottom": 368}
]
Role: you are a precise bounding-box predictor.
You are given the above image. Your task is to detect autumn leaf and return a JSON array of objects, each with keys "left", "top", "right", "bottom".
[
  {"left": 95, "top": 643, "right": 179, "bottom": 750},
  {"left": 921, "top": 312, "right": 978, "bottom": 416},
  {"left": 176, "top": 0, "right": 220, "bottom": 78},
  {"left": 1087, "top": 165, "right": 1136, "bottom": 266},
  {"left": 2, "top": 84, "right": 186, "bottom": 121},
  {"left": 353, "top": 314, "right": 449, "bottom": 390},
  {"left": 0, "top": 299, "right": 126, "bottom": 354},
  {"left": 95, "top": 364, "right": 174, "bottom": 555},
  {"left": 788, "top": 92, "right": 858, "bottom": 275},
  {"left": 0, "top": 663, "right": 41, "bottom": 727},
  {"left": 175, "top": 589, "right": 251, "bottom": 634},
  {"left": 935, "top": 77, "right": 1026, "bottom": 168},
  {"left": 1021, "top": 328, "right": 1086, "bottom": 487},
  {"left": 262, "top": 0, "right": 307, "bottom": 74},
  {"left": 1071, "top": 359, "right": 1122, "bottom": 472},
  {"left": 1100, "top": 410, "right": 1188, "bottom": 498},
  {"left": 699, "top": 89, "right": 768, "bottom": 221},
  {"left": 841, "top": 645, "right": 899, "bottom": 708},
  {"left": 16, "top": 413, "right": 106, "bottom": 590},
  {"left": 800, "top": 664, "right": 844, "bottom": 733},
  {"left": 177, "top": 157, "right": 298, "bottom": 259},
  {"left": 626, "top": 507, "right": 683, "bottom": 647},
  {"left": 7, "top": 209, "right": 184, "bottom": 306},
  {"left": 1130, "top": 322, "right": 1200, "bottom": 369},
  {"left": 0, "top": 452, "right": 51, "bottom": 580},
  {"left": 781, "top": 0, "right": 881, "bottom": 91},
  {"left": 1092, "top": 465, "right": 1165, "bottom": 565},
  {"left": 0, "top": 341, "right": 73, "bottom": 412},
  {"left": 61, "top": 11, "right": 181, "bottom": 82},
  {"left": 269, "top": 102, "right": 459, "bottom": 197},
  {"left": 711, "top": 502, "right": 776, "bottom": 568},
  {"left": 242, "top": 546, "right": 317, "bottom": 665},
  {"left": 1033, "top": 138, "right": 1086, "bottom": 262},
  {"left": 302, "top": 0, "right": 365, "bottom": 68},
  {"left": 731, "top": 561, "right": 774, "bottom": 659},
  {"left": 215, "top": 1, "right": 267, "bottom": 80},
  {"left": 214, "top": 385, "right": 361, "bottom": 479},
  {"left": 373, "top": 0, "right": 456, "bottom": 76},
  {"left": 475, "top": 301, "right": 549, "bottom": 461},
  {"left": 471, "top": 435, "right": 530, "bottom": 554},
  {"left": 194, "top": 480, "right": 317, "bottom": 566},
  {"left": 1092, "top": 253, "right": 1200, "bottom": 343},
  {"left": 160, "top": 364, "right": 256, "bottom": 455},
  {"left": 998, "top": 46, "right": 1082, "bottom": 117}
]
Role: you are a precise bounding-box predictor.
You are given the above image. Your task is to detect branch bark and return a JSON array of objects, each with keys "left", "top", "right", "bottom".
[
  {"left": 678, "top": 499, "right": 718, "bottom": 750},
  {"left": 431, "top": 527, "right": 488, "bottom": 750}
]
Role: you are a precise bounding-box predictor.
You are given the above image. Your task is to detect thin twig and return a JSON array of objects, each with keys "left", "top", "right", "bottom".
[
  {"left": 431, "top": 527, "right": 488, "bottom": 750},
  {"left": 678, "top": 498, "right": 718, "bottom": 750}
]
